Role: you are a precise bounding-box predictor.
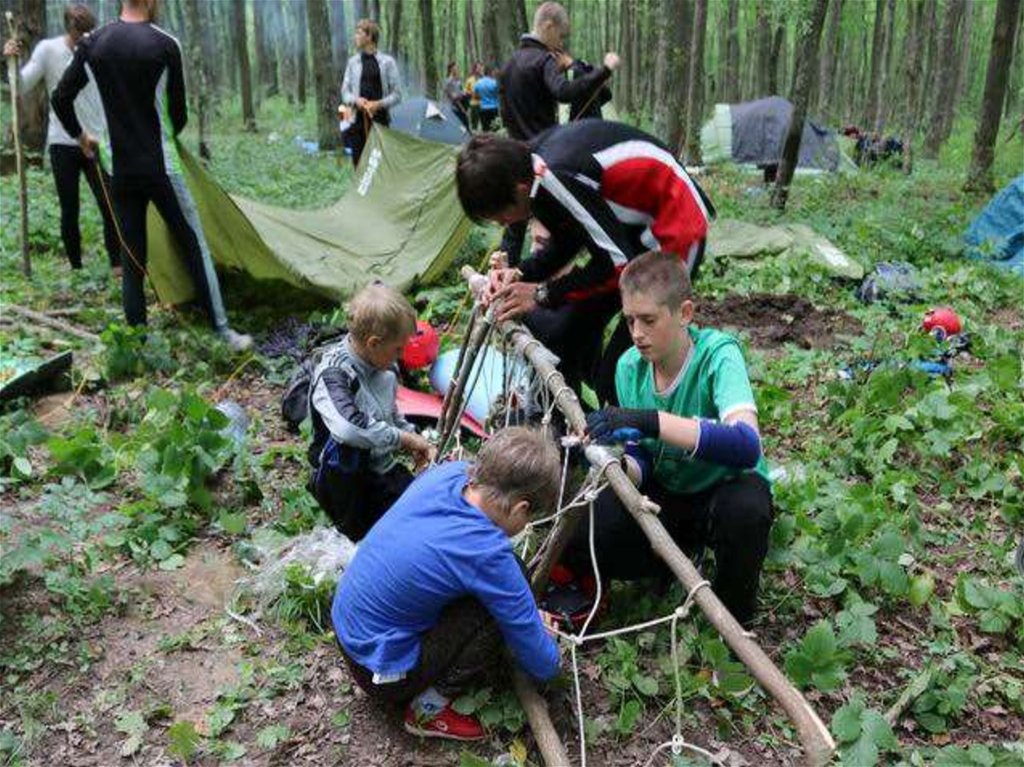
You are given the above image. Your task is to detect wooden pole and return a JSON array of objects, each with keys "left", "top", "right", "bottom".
[
  {"left": 6, "top": 304, "right": 101, "bottom": 343},
  {"left": 462, "top": 267, "right": 835, "bottom": 766},
  {"left": 5, "top": 11, "right": 31, "bottom": 278}
]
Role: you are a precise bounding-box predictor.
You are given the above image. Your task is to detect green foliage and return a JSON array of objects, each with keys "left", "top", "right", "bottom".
[
  {"left": 452, "top": 687, "right": 527, "bottom": 733},
  {"left": 830, "top": 695, "right": 897, "bottom": 766},
  {"left": 784, "top": 621, "right": 850, "bottom": 692},
  {"left": 955, "top": 575, "right": 1024, "bottom": 638},
  {"left": 166, "top": 721, "right": 200, "bottom": 762},
  {"left": 910, "top": 654, "right": 977, "bottom": 733},
  {"left": 47, "top": 426, "right": 117, "bottom": 489},
  {"left": 0, "top": 409, "right": 48, "bottom": 483},
  {"left": 101, "top": 323, "right": 176, "bottom": 381}
]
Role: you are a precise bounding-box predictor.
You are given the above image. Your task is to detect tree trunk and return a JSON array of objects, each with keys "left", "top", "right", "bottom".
[
  {"left": 916, "top": 0, "right": 938, "bottom": 127},
  {"left": 420, "top": 0, "right": 438, "bottom": 98},
  {"left": 465, "top": 0, "right": 479, "bottom": 71},
  {"left": 306, "top": 0, "right": 338, "bottom": 150},
  {"left": 900, "top": 0, "right": 924, "bottom": 173},
  {"left": 254, "top": 0, "right": 279, "bottom": 102},
  {"left": 755, "top": 0, "right": 773, "bottom": 97},
  {"left": 388, "top": 0, "right": 404, "bottom": 59},
  {"left": 769, "top": 20, "right": 785, "bottom": 96},
  {"left": 817, "top": 0, "right": 843, "bottom": 117},
  {"left": 964, "top": 0, "right": 1021, "bottom": 193},
  {"left": 878, "top": 0, "right": 896, "bottom": 130},
  {"left": 864, "top": 0, "right": 886, "bottom": 127},
  {"left": 183, "top": 0, "right": 211, "bottom": 159},
  {"left": 684, "top": 0, "right": 708, "bottom": 163},
  {"left": 923, "top": 0, "right": 965, "bottom": 158},
  {"left": 330, "top": 0, "right": 349, "bottom": 77},
  {"left": 233, "top": 0, "right": 257, "bottom": 130},
  {"left": 353, "top": 0, "right": 366, "bottom": 21},
  {"left": 1005, "top": 0, "right": 1024, "bottom": 117},
  {"left": 481, "top": 0, "right": 501, "bottom": 68},
  {"left": 653, "top": 0, "right": 693, "bottom": 151},
  {"left": 10, "top": 0, "right": 46, "bottom": 153},
  {"left": 772, "top": 0, "right": 830, "bottom": 210},
  {"left": 954, "top": 0, "right": 976, "bottom": 105},
  {"left": 291, "top": 0, "right": 309, "bottom": 106},
  {"left": 724, "top": 0, "right": 740, "bottom": 103},
  {"left": 371, "top": 0, "right": 381, "bottom": 22}
]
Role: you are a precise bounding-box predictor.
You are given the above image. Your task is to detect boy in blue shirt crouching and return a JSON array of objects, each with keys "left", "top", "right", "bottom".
[{"left": 332, "top": 427, "right": 563, "bottom": 741}]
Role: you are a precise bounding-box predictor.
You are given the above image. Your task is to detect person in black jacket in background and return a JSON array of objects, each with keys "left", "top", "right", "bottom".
[
  {"left": 52, "top": 0, "right": 251, "bottom": 350},
  {"left": 498, "top": 1, "right": 619, "bottom": 266}
]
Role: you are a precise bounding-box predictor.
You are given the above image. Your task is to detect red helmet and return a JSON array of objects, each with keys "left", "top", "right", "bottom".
[
  {"left": 922, "top": 307, "right": 962, "bottom": 341},
  {"left": 402, "top": 319, "right": 440, "bottom": 370}
]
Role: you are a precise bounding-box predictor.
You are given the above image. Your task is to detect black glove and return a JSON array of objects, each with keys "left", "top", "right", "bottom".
[{"left": 585, "top": 407, "right": 660, "bottom": 444}]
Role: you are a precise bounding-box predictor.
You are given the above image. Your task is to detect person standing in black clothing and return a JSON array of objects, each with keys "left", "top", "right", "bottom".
[
  {"left": 52, "top": 0, "right": 252, "bottom": 350},
  {"left": 340, "top": 19, "right": 401, "bottom": 168},
  {"left": 497, "top": 1, "right": 618, "bottom": 266}
]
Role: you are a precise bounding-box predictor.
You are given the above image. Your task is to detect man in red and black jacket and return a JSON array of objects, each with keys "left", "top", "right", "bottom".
[{"left": 456, "top": 120, "right": 713, "bottom": 405}]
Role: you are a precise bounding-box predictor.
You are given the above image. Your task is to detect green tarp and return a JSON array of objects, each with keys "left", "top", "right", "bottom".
[
  {"left": 708, "top": 218, "right": 865, "bottom": 280},
  {"left": 147, "top": 126, "right": 473, "bottom": 305}
]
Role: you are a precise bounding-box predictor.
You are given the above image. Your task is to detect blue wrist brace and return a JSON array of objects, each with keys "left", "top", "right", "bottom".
[{"left": 692, "top": 419, "right": 762, "bottom": 469}]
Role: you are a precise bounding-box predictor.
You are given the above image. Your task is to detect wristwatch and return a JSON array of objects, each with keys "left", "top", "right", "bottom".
[{"left": 534, "top": 282, "right": 551, "bottom": 307}]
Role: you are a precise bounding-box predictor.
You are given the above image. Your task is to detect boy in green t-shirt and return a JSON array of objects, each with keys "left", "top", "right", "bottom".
[{"left": 568, "top": 252, "right": 773, "bottom": 626}]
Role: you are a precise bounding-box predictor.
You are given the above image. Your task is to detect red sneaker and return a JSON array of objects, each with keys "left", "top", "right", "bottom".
[{"left": 403, "top": 702, "right": 487, "bottom": 741}]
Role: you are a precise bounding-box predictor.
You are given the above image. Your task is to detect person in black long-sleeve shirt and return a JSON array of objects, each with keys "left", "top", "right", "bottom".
[{"left": 51, "top": 0, "right": 251, "bottom": 350}]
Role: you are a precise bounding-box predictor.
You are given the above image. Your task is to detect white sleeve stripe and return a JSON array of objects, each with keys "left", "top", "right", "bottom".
[
  {"left": 720, "top": 403, "right": 758, "bottom": 421},
  {"left": 593, "top": 140, "right": 710, "bottom": 222}
]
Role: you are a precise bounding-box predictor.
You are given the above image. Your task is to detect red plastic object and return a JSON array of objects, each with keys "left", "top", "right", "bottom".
[
  {"left": 395, "top": 385, "right": 485, "bottom": 438},
  {"left": 402, "top": 320, "right": 440, "bottom": 371},
  {"left": 922, "top": 307, "right": 962, "bottom": 341}
]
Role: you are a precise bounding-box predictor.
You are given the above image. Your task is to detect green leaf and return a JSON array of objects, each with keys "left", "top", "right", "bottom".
[
  {"left": 831, "top": 699, "right": 864, "bottom": 743},
  {"left": 218, "top": 741, "right": 247, "bottom": 761},
  {"left": 615, "top": 699, "right": 642, "bottom": 734},
  {"left": 158, "top": 553, "right": 185, "bottom": 571},
  {"left": 452, "top": 694, "right": 478, "bottom": 715},
  {"left": 166, "top": 721, "right": 200, "bottom": 762},
  {"left": 255, "top": 724, "right": 291, "bottom": 750},
  {"left": 632, "top": 674, "right": 659, "bottom": 697},
  {"left": 459, "top": 753, "right": 494, "bottom": 767},
  {"left": 217, "top": 512, "right": 247, "bottom": 535},
  {"left": 116, "top": 710, "right": 148, "bottom": 757},
  {"left": 908, "top": 573, "right": 935, "bottom": 607},
  {"left": 12, "top": 456, "right": 32, "bottom": 478}
]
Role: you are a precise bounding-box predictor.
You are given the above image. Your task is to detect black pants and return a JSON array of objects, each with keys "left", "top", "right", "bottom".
[
  {"left": 111, "top": 173, "right": 228, "bottom": 329},
  {"left": 479, "top": 108, "right": 498, "bottom": 132},
  {"left": 522, "top": 291, "right": 622, "bottom": 406},
  {"left": 469, "top": 104, "right": 481, "bottom": 131},
  {"left": 565, "top": 473, "right": 774, "bottom": 626},
  {"left": 341, "top": 597, "right": 504, "bottom": 704},
  {"left": 312, "top": 461, "right": 413, "bottom": 541},
  {"left": 345, "top": 111, "right": 390, "bottom": 167},
  {"left": 49, "top": 144, "right": 121, "bottom": 270}
]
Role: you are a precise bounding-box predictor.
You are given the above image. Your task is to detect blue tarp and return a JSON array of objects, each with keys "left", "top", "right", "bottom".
[{"left": 964, "top": 174, "right": 1024, "bottom": 276}]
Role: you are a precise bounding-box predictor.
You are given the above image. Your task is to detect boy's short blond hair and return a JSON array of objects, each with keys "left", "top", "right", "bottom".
[
  {"left": 346, "top": 283, "right": 417, "bottom": 344},
  {"left": 470, "top": 427, "right": 561, "bottom": 516},
  {"left": 356, "top": 18, "right": 380, "bottom": 44},
  {"left": 619, "top": 251, "right": 692, "bottom": 311}
]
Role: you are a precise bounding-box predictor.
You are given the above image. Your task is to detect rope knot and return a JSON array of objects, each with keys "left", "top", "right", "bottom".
[
  {"left": 671, "top": 734, "right": 685, "bottom": 755},
  {"left": 560, "top": 434, "right": 583, "bottom": 448}
]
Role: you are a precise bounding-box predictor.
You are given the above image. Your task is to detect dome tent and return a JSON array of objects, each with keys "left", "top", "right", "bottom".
[
  {"left": 389, "top": 97, "right": 470, "bottom": 145},
  {"left": 700, "top": 96, "right": 855, "bottom": 173}
]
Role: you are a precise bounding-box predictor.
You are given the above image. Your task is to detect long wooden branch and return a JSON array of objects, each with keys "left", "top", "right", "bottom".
[
  {"left": 5, "top": 304, "right": 101, "bottom": 343},
  {"left": 461, "top": 267, "right": 835, "bottom": 766}
]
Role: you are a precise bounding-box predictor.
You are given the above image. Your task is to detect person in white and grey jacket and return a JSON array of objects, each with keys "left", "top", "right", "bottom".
[
  {"left": 3, "top": 4, "right": 120, "bottom": 272},
  {"left": 340, "top": 18, "right": 401, "bottom": 167}
]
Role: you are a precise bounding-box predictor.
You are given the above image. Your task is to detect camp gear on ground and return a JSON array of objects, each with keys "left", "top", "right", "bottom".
[
  {"left": 708, "top": 218, "right": 864, "bottom": 280},
  {"left": 700, "top": 97, "right": 856, "bottom": 173},
  {"left": 922, "top": 307, "right": 963, "bottom": 341},
  {"left": 856, "top": 261, "right": 922, "bottom": 303},
  {"left": 394, "top": 385, "right": 486, "bottom": 438},
  {"left": 147, "top": 128, "right": 472, "bottom": 304},
  {"left": 964, "top": 174, "right": 1024, "bottom": 276},
  {"left": 0, "top": 350, "right": 73, "bottom": 401},
  {"left": 402, "top": 320, "right": 440, "bottom": 371},
  {"left": 215, "top": 400, "right": 249, "bottom": 447},
  {"left": 429, "top": 345, "right": 532, "bottom": 425}
]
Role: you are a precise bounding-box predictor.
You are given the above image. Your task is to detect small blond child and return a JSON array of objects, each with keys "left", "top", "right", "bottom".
[{"left": 308, "top": 283, "right": 434, "bottom": 540}]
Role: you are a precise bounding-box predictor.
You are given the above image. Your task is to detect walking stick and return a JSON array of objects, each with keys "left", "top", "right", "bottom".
[{"left": 5, "top": 11, "right": 30, "bottom": 277}]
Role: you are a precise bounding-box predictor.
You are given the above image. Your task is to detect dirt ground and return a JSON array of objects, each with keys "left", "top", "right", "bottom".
[{"left": 696, "top": 293, "right": 863, "bottom": 350}]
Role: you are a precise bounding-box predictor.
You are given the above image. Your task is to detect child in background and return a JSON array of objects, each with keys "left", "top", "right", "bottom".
[
  {"left": 308, "top": 283, "right": 434, "bottom": 540},
  {"left": 570, "top": 252, "right": 774, "bottom": 626},
  {"left": 473, "top": 66, "right": 500, "bottom": 132},
  {"left": 333, "top": 427, "right": 563, "bottom": 740}
]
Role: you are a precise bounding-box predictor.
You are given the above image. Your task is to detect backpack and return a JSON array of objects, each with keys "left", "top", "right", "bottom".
[{"left": 281, "top": 353, "right": 323, "bottom": 432}]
